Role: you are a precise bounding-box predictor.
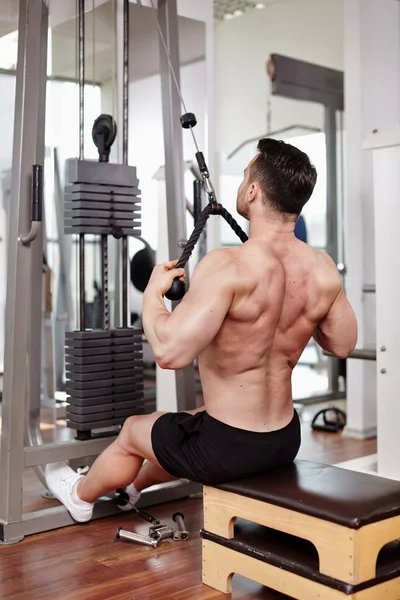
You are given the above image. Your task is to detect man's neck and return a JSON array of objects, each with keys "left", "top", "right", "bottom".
[{"left": 248, "top": 214, "right": 296, "bottom": 241}]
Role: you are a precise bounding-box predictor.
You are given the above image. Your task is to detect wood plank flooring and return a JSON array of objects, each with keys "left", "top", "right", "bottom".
[{"left": 0, "top": 411, "right": 377, "bottom": 600}]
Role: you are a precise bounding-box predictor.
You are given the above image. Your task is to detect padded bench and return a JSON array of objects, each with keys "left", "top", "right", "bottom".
[{"left": 201, "top": 460, "right": 400, "bottom": 599}]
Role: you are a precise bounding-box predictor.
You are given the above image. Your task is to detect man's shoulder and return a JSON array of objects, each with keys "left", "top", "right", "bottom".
[
  {"left": 314, "top": 249, "right": 342, "bottom": 290},
  {"left": 314, "top": 249, "right": 339, "bottom": 271},
  {"left": 200, "top": 247, "right": 238, "bottom": 268}
]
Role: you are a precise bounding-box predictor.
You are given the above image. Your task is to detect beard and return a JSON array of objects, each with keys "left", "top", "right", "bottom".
[{"left": 236, "top": 189, "right": 249, "bottom": 220}]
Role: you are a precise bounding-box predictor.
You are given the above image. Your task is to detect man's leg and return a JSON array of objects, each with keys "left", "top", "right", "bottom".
[
  {"left": 134, "top": 460, "right": 178, "bottom": 492},
  {"left": 45, "top": 411, "right": 166, "bottom": 520},
  {"left": 76, "top": 412, "right": 165, "bottom": 503},
  {"left": 126, "top": 406, "right": 205, "bottom": 494},
  {"left": 121, "top": 405, "right": 204, "bottom": 500}
]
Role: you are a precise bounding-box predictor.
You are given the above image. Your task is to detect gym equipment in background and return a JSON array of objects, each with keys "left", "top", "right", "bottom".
[
  {"left": 64, "top": 113, "right": 144, "bottom": 439},
  {"left": 0, "top": 0, "right": 200, "bottom": 545}
]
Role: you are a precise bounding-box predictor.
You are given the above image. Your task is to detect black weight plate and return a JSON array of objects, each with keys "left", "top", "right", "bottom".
[
  {"left": 65, "top": 225, "right": 141, "bottom": 237},
  {"left": 65, "top": 349, "right": 142, "bottom": 362},
  {"left": 66, "top": 387, "right": 113, "bottom": 399},
  {"left": 65, "top": 354, "right": 113, "bottom": 365},
  {"left": 66, "top": 381, "right": 144, "bottom": 396},
  {"left": 66, "top": 328, "right": 141, "bottom": 340},
  {"left": 66, "top": 338, "right": 136, "bottom": 348},
  {"left": 66, "top": 362, "right": 114, "bottom": 374},
  {"left": 112, "top": 382, "right": 144, "bottom": 393},
  {"left": 64, "top": 360, "right": 142, "bottom": 374},
  {"left": 66, "top": 368, "right": 143, "bottom": 382},
  {"left": 65, "top": 347, "right": 112, "bottom": 357},
  {"left": 65, "top": 191, "right": 140, "bottom": 202},
  {"left": 109, "top": 399, "right": 144, "bottom": 411},
  {"left": 65, "top": 184, "right": 140, "bottom": 197},
  {"left": 114, "top": 408, "right": 139, "bottom": 418},
  {"left": 68, "top": 403, "right": 114, "bottom": 415},
  {"left": 66, "top": 377, "right": 139, "bottom": 391},
  {"left": 66, "top": 330, "right": 113, "bottom": 339},
  {"left": 65, "top": 355, "right": 143, "bottom": 369},
  {"left": 65, "top": 217, "right": 138, "bottom": 227},
  {"left": 67, "top": 419, "right": 117, "bottom": 431},
  {"left": 65, "top": 209, "right": 138, "bottom": 220},
  {"left": 65, "top": 200, "right": 141, "bottom": 212},
  {"left": 67, "top": 394, "right": 114, "bottom": 406},
  {"left": 65, "top": 376, "right": 118, "bottom": 388},
  {"left": 67, "top": 391, "right": 143, "bottom": 407},
  {"left": 66, "top": 409, "right": 114, "bottom": 423}
]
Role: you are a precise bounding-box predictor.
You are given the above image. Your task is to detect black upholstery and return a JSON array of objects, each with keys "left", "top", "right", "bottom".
[{"left": 215, "top": 460, "right": 400, "bottom": 528}]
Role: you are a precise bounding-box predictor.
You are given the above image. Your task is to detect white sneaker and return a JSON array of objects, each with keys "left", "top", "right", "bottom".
[
  {"left": 45, "top": 461, "right": 94, "bottom": 522},
  {"left": 118, "top": 483, "right": 141, "bottom": 512}
]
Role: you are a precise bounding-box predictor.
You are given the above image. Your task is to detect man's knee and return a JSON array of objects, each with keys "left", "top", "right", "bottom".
[
  {"left": 117, "top": 413, "right": 160, "bottom": 458},
  {"left": 117, "top": 415, "right": 142, "bottom": 453}
]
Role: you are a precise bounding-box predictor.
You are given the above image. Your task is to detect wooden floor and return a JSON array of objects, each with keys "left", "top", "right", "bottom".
[{"left": 0, "top": 411, "right": 377, "bottom": 600}]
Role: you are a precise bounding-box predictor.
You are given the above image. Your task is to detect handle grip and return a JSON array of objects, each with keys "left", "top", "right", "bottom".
[{"left": 165, "top": 277, "right": 186, "bottom": 301}]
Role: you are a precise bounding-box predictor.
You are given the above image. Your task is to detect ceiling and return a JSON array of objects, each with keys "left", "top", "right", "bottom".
[
  {"left": 0, "top": 0, "right": 18, "bottom": 38},
  {"left": 0, "top": 0, "right": 286, "bottom": 82},
  {"left": 213, "top": 0, "right": 283, "bottom": 21},
  {"left": 0, "top": 1, "right": 205, "bottom": 83},
  {"left": 51, "top": 2, "right": 205, "bottom": 83}
]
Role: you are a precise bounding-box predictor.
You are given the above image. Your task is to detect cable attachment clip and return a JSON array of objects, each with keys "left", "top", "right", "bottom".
[
  {"left": 180, "top": 112, "right": 218, "bottom": 208},
  {"left": 195, "top": 151, "right": 218, "bottom": 207}
]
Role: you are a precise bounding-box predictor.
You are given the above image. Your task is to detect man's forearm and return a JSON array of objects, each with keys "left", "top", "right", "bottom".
[{"left": 142, "top": 290, "right": 172, "bottom": 357}]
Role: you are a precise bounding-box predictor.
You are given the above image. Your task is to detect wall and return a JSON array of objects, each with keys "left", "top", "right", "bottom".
[
  {"left": 214, "top": 0, "right": 344, "bottom": 160},
  {"left": 102, "top": 59, "right": 207, "bottom": 251},
  {"left": 0, "top": 73, "right": 16, "bottom": 370}
]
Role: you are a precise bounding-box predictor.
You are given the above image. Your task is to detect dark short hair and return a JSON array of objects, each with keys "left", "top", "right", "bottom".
[{"left": 250, "top": 138, "right": 317, "bottom": 216}]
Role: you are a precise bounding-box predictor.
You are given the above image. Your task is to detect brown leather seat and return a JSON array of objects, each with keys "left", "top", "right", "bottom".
[
  {"left": 215, "top": 460, "right": 400, "bottom": 528},
  {"left": 201, "top": 519, "right": 400, "bottom": 594}
]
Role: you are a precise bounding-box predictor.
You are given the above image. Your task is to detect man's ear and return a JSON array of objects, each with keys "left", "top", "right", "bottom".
[{"left": 247, "top": 182, "right": 259, "bottom": 203}]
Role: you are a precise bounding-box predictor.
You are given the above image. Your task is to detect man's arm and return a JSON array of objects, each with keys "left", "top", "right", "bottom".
[
  {"left": 313, "top": 286, "right": 358, "bottom": 359},
  {"left": 142, "top": 249, "right": 234, "bottom": 370}
]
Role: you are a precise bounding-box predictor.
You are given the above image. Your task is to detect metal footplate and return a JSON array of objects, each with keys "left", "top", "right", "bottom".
[
  {"left": 65, "top": 328, "right": 144, "bottom": 434},
  {"left": 64, "top": 159, "right": 142, "bottom": 237}
]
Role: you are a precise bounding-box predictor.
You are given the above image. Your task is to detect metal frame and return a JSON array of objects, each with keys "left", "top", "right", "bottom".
[
  {"left": 158, "top": 0, "right": 196, "bottom": 411},
  {"left": 268, "top": 53, "right": 344, "bottom": 405},
  {"left": 364, "top": 125, "right": 400, "bottom": 479},
  {"left": 0, "top": 0, "right": 200, "bottom": 545}
]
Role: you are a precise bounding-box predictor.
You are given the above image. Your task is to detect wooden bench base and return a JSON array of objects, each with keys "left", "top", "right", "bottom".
[
  {"left": 203, "top": 485, "right": 400, "bottom": 585},
  {"left": 202, "top": 539, "right": 400, "bottom": 599},
  {"left": 202, "top": 461, "right": 400, "bottom": 599}
]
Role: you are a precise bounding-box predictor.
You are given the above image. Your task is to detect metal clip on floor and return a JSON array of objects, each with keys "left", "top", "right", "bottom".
[
  {"left": 115, "top": 509, "right": 190, "bottom": 548},
  {"left": 116, "top": 528, "right": 161, "bottom": 548}
]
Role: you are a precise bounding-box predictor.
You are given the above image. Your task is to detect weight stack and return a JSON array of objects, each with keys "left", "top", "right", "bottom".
[
  {"left": 64, "top": 159, "right": 141, "bottom": 236},
  {"left": 65, "top": 329, "right": 144, "bottom": 432},
  {"left": 64, "top": 157, "right": 144, "bottom": 435}
]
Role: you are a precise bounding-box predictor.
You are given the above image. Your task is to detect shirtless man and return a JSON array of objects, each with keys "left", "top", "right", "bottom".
[{"left": 45, "top": 138, "right": 357, "bottom": 522}]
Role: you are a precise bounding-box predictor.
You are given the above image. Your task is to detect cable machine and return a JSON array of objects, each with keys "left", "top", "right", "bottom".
[{"left": 0, "top": 0, "right": 200, "bottom": 544}]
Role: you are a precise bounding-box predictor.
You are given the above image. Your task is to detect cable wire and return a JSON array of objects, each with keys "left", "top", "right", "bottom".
[{"left": 148, "top": 0, "right": 201, "bottom": 154}]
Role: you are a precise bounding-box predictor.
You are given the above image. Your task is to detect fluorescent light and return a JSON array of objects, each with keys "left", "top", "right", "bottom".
[{"left": 255, "top": 3, "right": 266, "bottom": 8}]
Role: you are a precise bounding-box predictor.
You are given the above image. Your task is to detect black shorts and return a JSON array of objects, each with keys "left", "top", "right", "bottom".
[{"left": 151, "top": 409, "right": 301, "bottom": 486}]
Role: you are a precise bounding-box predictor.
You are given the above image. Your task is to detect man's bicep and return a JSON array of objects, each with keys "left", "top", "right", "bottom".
[
  {"left": 316, "top": 288, "right": 358, "bottom": 356},
  {"left": 322, "top": 288, "right": 355, "bottom": 328},
  {"left": 168, "top": 252, "right": 234, "bottom": 350}
]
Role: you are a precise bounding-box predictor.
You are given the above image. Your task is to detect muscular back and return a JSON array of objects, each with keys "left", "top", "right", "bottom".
[{"left": 198, "top": 238, "right": 346, "bottom": 432}]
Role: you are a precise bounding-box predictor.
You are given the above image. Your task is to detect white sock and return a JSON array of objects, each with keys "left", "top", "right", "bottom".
[{"left": 118, "top": 482, "right": 141, "bottom": 511}]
